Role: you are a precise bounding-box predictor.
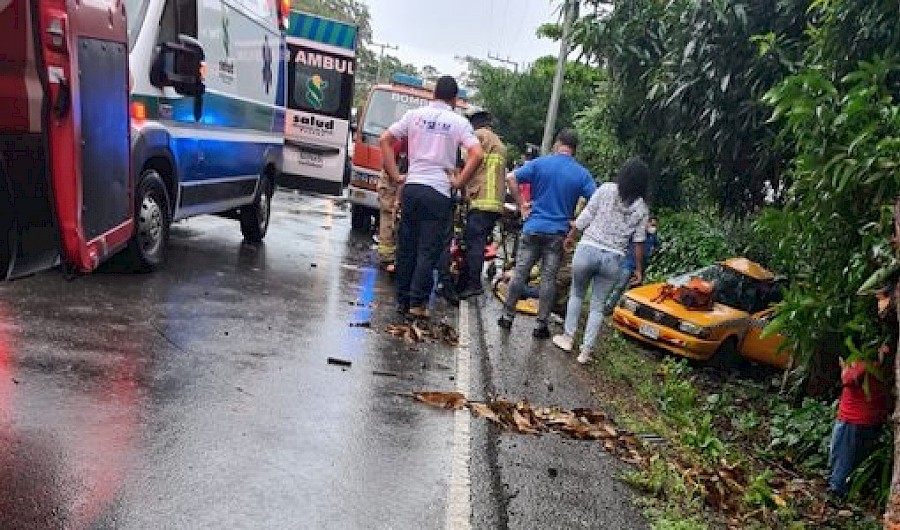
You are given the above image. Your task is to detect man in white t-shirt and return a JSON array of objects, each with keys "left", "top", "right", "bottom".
[{"left": 380, "top": 76, "right": 484, "bottom": 318}]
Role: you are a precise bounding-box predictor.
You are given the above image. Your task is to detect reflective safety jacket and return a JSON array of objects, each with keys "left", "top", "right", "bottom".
[{"left": 466, "top": 127, "right": 507, "bottom": 213}]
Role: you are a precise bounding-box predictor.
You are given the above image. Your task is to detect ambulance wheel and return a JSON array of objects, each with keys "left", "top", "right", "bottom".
[
  {"left": 127, "top": 170, "right": 170, "bottom": 271},
  {"left": 240, "top": 174, "right": 272, "bottom": 243},
  {"left": 351, "top": 205, "right": 373, "bottom": 232}
]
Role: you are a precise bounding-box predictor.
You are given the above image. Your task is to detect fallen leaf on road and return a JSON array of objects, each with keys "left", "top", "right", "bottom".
[{"left": 413, "top": 391, "right": 467, "bottom": 410}]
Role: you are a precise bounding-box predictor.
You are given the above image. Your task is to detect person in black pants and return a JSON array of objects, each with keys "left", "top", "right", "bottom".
[{"left": 379, "top": 76, "right": 483, "bottom": 318}]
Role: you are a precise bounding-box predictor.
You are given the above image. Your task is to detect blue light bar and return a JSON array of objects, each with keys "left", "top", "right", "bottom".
[
  {"left": 391, "top": 73, "right": 425, "bottom": 88},
  {"left": 390, "top": 72, "right": 469, "bottom": 99}
]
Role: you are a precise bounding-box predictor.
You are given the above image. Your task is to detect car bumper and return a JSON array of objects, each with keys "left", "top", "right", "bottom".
[
  {"left": 347, "top": 185, "right": 379, "bottom": 210},
  {"left": 611, "top": 307, "right": 720, "bottom": 360}
]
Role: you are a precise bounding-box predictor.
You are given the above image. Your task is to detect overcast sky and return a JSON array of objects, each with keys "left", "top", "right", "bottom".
[{"left": 362, "top": 0, "right": 562, "bottom": 80}]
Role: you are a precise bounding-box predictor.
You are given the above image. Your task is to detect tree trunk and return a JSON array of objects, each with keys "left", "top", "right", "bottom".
[{"left": 883, "top": 200, "right": 900, "bottom": 529}]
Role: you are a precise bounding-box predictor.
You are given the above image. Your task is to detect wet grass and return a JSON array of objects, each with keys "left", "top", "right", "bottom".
[{"left": 584, "top": 329, "right": 882, "bottom": 530}]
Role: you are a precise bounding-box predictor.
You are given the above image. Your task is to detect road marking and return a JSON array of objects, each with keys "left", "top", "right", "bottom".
[{"left": 446, "top": 301, "right": 472, "bottom": 530}]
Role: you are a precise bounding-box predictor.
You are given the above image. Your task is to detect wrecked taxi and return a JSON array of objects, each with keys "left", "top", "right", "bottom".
[{"left": 611, "top": 258, "right": 791, "bottom": 368}]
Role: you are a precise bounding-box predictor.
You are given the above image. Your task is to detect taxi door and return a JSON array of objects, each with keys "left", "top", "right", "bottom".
[{"left": 739, "top": 307, "right": 792, "bottom": 369}]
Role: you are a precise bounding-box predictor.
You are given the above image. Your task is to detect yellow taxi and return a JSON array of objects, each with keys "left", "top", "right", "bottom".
[{"left": 611, "top": 258, "right": 791, "bottom": 368}]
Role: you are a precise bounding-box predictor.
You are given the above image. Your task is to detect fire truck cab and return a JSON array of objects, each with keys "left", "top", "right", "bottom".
[{"left": 347, "top": 73, "right": 468, "bottom": 231}]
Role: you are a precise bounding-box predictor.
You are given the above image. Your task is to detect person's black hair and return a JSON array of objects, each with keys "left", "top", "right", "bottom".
[
  {"left": 555, "top": 128, "right": 578, "bottom": 154},
  {"left": 615, "top": 157, "right": 650, "bottom": 206},
  {"left": 434, "top": 75, "right": 459, "bottom": 102}
]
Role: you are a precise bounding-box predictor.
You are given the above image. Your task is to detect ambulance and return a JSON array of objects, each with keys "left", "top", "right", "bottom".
[
  {"left": 0, "top": 0, "right": 288, "bottom": 280},
  {"left": 281, "top": 11, "right": 357, "bottom": 195}
]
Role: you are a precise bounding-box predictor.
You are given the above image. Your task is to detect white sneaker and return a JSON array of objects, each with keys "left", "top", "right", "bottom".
[
  {"left": 552, "top": 334, "right": 573, "bottom": 352},
  {"left": 576, "top": 350, "right": 592, "bottom": 365}
]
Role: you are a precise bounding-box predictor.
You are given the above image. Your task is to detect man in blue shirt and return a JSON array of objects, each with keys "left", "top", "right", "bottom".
[{"left": 499, "top": 129, "right": 596, "bottom": 338}]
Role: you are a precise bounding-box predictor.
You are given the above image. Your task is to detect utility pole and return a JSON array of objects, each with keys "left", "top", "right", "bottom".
[
  {"left": 372, "top": 41, "right": 398, "bottom": 84},
  {"left": 487, "top": 52, "right": 519, "bottom": 74},
  {"left": 541, "top": 0, "right": 577, "bottom": 154}
]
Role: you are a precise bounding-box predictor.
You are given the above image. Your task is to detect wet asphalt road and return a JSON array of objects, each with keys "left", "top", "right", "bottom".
[{"left": 0, "top": 191, "right": 645, "bottom": 529}]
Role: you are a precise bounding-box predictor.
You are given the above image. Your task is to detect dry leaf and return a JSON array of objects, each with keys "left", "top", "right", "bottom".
[
  {"left": 413, "top": 391, "right": 467, "bottom": 410},
  {"left": 469, "top": 402, "right": 501, "bottom": 423}
]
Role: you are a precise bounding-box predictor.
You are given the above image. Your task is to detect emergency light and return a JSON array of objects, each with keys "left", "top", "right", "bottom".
[{"left": 390, "top": 73, "right": 469, "bottom": 100}]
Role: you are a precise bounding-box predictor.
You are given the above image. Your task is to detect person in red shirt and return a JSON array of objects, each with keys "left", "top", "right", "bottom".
[{"left": 827, "top": 345, "right": 891, "bottom": 498}]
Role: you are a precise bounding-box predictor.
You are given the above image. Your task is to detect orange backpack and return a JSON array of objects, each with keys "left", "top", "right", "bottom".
[{"left": 677, "top": 277, "right": 715, "bottom": 310}]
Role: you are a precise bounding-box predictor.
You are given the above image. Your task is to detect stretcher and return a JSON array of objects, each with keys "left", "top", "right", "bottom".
[{"left": 489, "top": 202, "right": 539, "bottom": 315}]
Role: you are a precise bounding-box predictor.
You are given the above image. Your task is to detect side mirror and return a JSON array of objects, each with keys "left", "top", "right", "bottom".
[
  {"left": 150, "top": 35, "right": 205, "bottom": 97},
  {"left": 349, "top": 108, "right": 358, "bottom": 133}
]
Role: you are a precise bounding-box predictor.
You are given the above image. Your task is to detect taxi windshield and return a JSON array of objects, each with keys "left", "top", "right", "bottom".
[{"left": 669, "top": 263, "right": 778, "bottom": 313}]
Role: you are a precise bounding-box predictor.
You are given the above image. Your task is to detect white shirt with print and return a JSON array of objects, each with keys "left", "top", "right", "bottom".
[{"left": 388, "top": 101, "right": 480, "bottom": 198}]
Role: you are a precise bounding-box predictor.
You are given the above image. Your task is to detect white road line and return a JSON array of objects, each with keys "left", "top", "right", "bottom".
[{"left": 446, "top": 301, "right": 472, "bottom": 530}]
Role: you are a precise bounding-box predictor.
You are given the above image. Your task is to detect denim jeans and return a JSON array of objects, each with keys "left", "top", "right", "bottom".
[
  {"left": 503, "top": 232, "right": 566, "bottom": 325},
  {"left": 828, "top": 420, "right": 883, "bottom": 496},
  {"left": 461, "top": 210, "right": 500, "bottom": 291},
  {"left": 563, "top": 244, "right": 623, "bottom": 352},
  {"left": 396, "top": 184, "right": 453, "bottom": 309},
  {"left": 603, "top": 264, "right": 635, "bottom": 313}
]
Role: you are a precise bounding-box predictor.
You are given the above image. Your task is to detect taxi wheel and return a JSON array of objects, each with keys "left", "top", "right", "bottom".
[{"left": 708, "top": 337, "right": 740, "bottom": 371}]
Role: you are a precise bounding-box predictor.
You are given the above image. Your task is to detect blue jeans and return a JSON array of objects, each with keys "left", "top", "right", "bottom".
[
  {"left": 503, "top": 232, "right": 565, "bottom": 325},
  {"left": 603, "top": 264, "right": 635, "bottom": 313},
  {"left": 396, "top": 184, "right": 453, "bottom": 309},
  {"left": 563, "top": 244, "right": 623, "bottom": 352},
  {"left": 828, "top": 420, "right": 882, "bottom": 496}
]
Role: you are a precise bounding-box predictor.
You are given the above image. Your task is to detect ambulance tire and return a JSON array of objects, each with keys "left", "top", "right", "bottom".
[
  {"left": 240, "top": 174, "right": 272, "bottom": 243},
  {"left": 127, "top": 170, "right": 170, "bottom": 271},
  {"left": 351, "top": 205, "right": 373, "bottom": 232}
]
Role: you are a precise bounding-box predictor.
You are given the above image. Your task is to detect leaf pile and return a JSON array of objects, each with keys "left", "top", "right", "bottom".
[
  {"left": 410, "top": 391, "right": 836, "bottom": 524},
  {"left": 386, "top": 321, "right": 459, "bottom": 347}
]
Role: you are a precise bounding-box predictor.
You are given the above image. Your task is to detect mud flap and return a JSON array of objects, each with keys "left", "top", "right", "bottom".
[
  {"left": 0, "top": 138, "right": 60, "bottom": 280},
  {"left": 0, "top": 0, "right": 60, "bottom": 280}
]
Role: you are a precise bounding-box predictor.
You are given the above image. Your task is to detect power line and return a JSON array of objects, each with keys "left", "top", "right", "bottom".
[
  {"left": 487, "top": 52, "right": 519, "bottom": 74},
  {"left": 371, "top": 41, "right": 399, "bottom": 84}
]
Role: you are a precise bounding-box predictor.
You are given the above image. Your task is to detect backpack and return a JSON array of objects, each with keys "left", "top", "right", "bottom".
[{"left": 676, "top": 277, "right": 715, "bottom": 310}]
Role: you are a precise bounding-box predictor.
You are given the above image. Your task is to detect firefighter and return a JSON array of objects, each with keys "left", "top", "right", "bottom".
[
  {"left": 457, "top": 108, "right": 507, "bottom": 299},
  {"left": 376, "top": 137, "right": 407, "bottom": 273}
]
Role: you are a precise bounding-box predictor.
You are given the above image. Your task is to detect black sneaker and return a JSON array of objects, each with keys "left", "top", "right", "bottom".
[
  {"left": 532, "top": 326, "right": 551, "bottom": 339},
  {"left": 497, "top": 316, "right": 513, "bottom": 329},
  {"left": 458, "top": 286, "right": 484, "bottom": 300}
]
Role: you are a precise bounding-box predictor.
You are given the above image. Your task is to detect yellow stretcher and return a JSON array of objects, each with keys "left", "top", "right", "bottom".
[{"left": 492, "top": 279, "right": 539, "bottom": 315}]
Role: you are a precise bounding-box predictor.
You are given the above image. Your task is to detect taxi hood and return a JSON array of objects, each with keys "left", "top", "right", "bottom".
[{"left": 623, "top": 283, "right": 750, "bottom": 326}]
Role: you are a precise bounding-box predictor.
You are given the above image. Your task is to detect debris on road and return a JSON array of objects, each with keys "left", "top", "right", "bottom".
[
  {"left": 412, "top": 391, "right": 467, "bottom": 410},
  {"left": 385, "top": 321, "right": 459, "bottom": 347},
  {"left": 327, "top": 357, "right": 352, "bottom": 367}
]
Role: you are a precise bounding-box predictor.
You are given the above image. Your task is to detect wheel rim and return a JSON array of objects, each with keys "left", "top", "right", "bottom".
[
  {"left": 258, "top": 186, "right": 270, "bottom": 232},
  {"left": 137, "top": 190, "right": 163, "bottom": 257}
]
